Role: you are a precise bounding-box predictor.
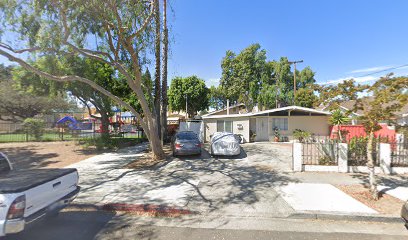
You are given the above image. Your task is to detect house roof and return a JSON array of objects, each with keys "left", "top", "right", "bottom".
[
  {"left": 203, "top": 103, "right": 246, "bottom": 117},
  {"left": 322, "top": 99, "right": 408, "bottom": 116},
  {"left": 202, "top": 106, "right": 331, "bottom": 119}
]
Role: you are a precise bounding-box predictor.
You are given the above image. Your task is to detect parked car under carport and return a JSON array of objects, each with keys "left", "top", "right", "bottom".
[
  {"left": 210, "top": 132, "right": 241, "bottom": 156},
  {"left": 172, "top": 131, "right": 202, "bottom": 157}
]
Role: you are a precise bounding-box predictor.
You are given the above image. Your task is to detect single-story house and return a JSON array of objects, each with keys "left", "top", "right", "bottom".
[{"left": 202, "top": 106, "right": 332, "bottom": 143}]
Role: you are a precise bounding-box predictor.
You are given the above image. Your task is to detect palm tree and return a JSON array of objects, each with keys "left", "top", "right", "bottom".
[
  {"left": 161, "top": 0, "right": 168, "bottom": 142},
  {"left": 154, "top": 0, "right": 161, "bottom": 138},
  {"left": 329, "top": 109, "right": 350, "bottom": 142}
]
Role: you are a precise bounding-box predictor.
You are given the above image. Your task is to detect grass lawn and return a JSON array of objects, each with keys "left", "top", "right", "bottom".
[{"left": 0, "top": 132, "right": 144, "bottom": 143}]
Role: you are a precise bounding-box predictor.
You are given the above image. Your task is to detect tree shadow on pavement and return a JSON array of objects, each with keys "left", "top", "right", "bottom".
[
  {"left": 349, "top": 173, "right": 408, "bottom": 193},
  {"left": 74, "top": 145, "right": 297, "bottom": 230},
  {"left": 0, "top": 145, "right": 59, "bottom": 170}
]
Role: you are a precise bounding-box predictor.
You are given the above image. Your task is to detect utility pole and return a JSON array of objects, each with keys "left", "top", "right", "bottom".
[
  {"left": 288, "top": 60, "right": 303, "bottom": 105},
  {"left": 185, "top": 94, "right": 188, "bottom": 119}
]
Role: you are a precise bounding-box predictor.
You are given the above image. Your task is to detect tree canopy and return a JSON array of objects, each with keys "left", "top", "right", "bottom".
[
  {"left": 0, "top": 0, "right": 166, "bottom": 158},
  {"left": 168, "top": 76, "right": 209, "bottom": 117},
  {"left": 0, "top": 64, "right": 72, "bottom": 122},
  {"left": 219, "top": 44, "right": 317, "bottom": 110}
]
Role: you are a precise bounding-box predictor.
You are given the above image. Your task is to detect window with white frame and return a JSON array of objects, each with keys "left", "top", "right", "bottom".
[
  {"left": 272, "top": 118, "right": 288, "bottom": 131},
  {"left": 217, "top": 120, "right": 233, "bottom": 132}
]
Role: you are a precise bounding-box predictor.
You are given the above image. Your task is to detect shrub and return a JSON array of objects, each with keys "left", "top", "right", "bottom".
[
  {"left": 22, "top": 118, "right": 45, "bottom": 141},
  {"left": 293, "top": 129, "right": 310, "bottom": 143}
]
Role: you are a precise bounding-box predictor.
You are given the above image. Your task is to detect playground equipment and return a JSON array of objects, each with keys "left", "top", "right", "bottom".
[{"left": 56, "top": 116, "right": 92, "bottom": 131}]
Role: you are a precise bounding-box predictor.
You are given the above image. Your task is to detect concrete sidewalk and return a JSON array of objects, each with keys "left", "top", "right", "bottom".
[{"left": 277, "top": 183, "right": 377, "bottom": 214}]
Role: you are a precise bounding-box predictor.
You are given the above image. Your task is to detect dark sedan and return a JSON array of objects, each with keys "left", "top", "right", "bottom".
[
  {"left": 402, "top": 200, "right": 408, "bottom": 228},
  {"left": 172, "top": 131, "right": 202, "bottom": 157}
]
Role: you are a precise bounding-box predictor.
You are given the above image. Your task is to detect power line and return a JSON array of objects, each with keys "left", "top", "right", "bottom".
[
  {"left": 356, "top": 63, "right": 408, "bottom": 78},
  {"left": 323, "top": 62, "right": 408, "bottom": 85}
]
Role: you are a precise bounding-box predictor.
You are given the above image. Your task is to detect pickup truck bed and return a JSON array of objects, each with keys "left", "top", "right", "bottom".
[{"left": 0, "top": 168, "right": 77, "bottom": 193}]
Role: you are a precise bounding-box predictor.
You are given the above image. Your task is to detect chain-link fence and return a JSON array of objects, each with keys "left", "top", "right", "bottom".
[{"left": 0, "top": 121, "right": 146, "bottom": 143}]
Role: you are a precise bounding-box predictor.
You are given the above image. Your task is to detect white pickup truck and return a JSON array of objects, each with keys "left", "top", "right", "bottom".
[{"left": 0, "top": 152, "right": 80, "bottom": 237}]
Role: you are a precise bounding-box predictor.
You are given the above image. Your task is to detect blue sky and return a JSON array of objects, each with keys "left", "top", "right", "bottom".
[
  {"left": 1, "top": 0, "right": 408, "bottom": 87},
  {"left": 167, "top": 0, "right": 408, "bottom": 86}
]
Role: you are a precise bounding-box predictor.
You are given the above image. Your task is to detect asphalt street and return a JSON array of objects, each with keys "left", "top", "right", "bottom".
[{"left": 3, "top": 210, "right": 408, "bottom": 240}]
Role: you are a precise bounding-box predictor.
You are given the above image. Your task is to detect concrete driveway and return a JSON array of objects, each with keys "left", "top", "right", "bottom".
[
  {"left": 68, "top": 142, "right": 296, "bottom": 219},
  {"left": 241, "top": 142, "right": 293, "bottom": 172}
]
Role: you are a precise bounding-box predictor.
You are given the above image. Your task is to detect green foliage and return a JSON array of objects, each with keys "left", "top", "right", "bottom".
[
  {"left": 168, "top": 76, "right": 209, "bottom": 117},
  {"left": 0, "top": 66, "right": 72, "bottom": 122},
  {"left": 273, "top": 127, "right": 280, "bottom": 138},
  {"left": 293, "top": 129, "right": 311, "bottom": 142},
  {"left": 348, "top": 136, "right": 368, "bottom": 158},
  {"left": 209, "top": 86, "right": 225, "bottom": 110},
  {"left": 329, "top": 110, "right": 350, "bottom": 126},
  {"left": 329, "top": 109, "right": 351, "bottom": 142},
  {"left": 257, "top": 83, "right": 277, "bottom": 110},
  {"left": 22, "top": 118, "right": 45, "bottom": 141},
  {"left": 316, "top": 139, "right": 338, "bottom": 165},
  {"left": 316, "top": 79, "right": 368, "bottom": 113},
  {"left": 359, "top": 75, "right": 408, "bottom": 134},
  {"left": 219, "top": 44, "right": 316, "bottom": 109},
  {"left": 295, "top": 88, "right": 318, "bottom": 108}
]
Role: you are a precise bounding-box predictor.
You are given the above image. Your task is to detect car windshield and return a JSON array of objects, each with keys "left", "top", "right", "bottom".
[{"left": 176, "top": 133, "right": 197, "bottom": 140}]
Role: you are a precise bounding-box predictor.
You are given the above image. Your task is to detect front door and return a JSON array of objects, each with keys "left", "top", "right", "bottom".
[{"left": 255, "top": 118, "right": 269, "bottom": 141}]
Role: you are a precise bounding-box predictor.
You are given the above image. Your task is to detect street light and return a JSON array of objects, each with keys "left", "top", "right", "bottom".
[{"left": 288, "top": 60, "right": 303, "bottom": 105}]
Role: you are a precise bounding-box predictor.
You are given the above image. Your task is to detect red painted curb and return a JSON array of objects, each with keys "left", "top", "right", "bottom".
[{"left": 101, "top": 203, "right": 195, "bottom": 216}]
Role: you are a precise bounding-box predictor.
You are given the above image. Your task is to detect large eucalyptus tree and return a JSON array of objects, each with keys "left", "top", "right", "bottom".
[{"left": 0, "top": 0, "right": 165, "bottom": 159}]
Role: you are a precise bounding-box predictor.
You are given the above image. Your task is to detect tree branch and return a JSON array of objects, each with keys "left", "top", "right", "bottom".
[
  {"left": 127, "top": 0, "right": 156, "bottom": 41},
  {"left": 0, "top": 47, "right": 149, "bottom": 134}
]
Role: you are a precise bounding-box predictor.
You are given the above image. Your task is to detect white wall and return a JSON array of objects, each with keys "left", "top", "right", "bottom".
[
  {"left": 180, "top": 121, "right": 204, "bottom": 142},
  {"left": 204, "top": 117, "right": 250, "bottom": 143}
]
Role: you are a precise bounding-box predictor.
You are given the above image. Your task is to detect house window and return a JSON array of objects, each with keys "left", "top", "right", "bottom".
[
  {"left": 272, "top": 118, "right": 288, "bottom": 131},
  {"left": 217, "top": 120, "right": 233, "bottom": 132}
]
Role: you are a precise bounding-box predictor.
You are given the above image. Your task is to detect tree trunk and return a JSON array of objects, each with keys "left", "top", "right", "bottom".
[
  {"left": 154, "top": 0, "right": 161, "bottom": 140},
  {"left": 337, "top": 125, "right": 343, "bottom": 142},
  {"left": 100, "top": 112, "right": 110, "bottom": 139},
  {"left": 367, "top": 131, "right": 379, "bottom": 200},
  {"left": 161, "top": 0, "right": 168, "bottom": 143}
]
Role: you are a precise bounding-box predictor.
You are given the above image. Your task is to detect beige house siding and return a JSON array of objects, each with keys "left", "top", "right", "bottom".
[
  {"left": 204, "top": 118, "right": 250, "bottom": 143},
  {"left": 266, "top": 116, "right": 330, "bottom": 140},
  {"left": 232, "top": 118, "right": 250, "bottom": 142}
]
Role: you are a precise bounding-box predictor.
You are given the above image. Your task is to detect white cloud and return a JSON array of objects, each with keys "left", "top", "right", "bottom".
[
  {"left": 326, "top": 76, "right": 377, "bottom": 85},
  {"left": 349, "top": 65, "right": 392, "bottom": 74}
]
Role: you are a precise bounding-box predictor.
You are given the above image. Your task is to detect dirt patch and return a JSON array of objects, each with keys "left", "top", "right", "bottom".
[
  {"left": 336, "top": 184, "right": 404, "bottom": 215},
  {"left": 124, "top": 145, "right": 173, "bottom": 170},
  {"left": 0, "top": 141, "right": 104, "bottom": 169}
]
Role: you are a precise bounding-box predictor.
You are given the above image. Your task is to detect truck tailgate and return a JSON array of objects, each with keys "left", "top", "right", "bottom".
[{"left": 0, "top": 169, "right": 78, "bottom": 217}]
